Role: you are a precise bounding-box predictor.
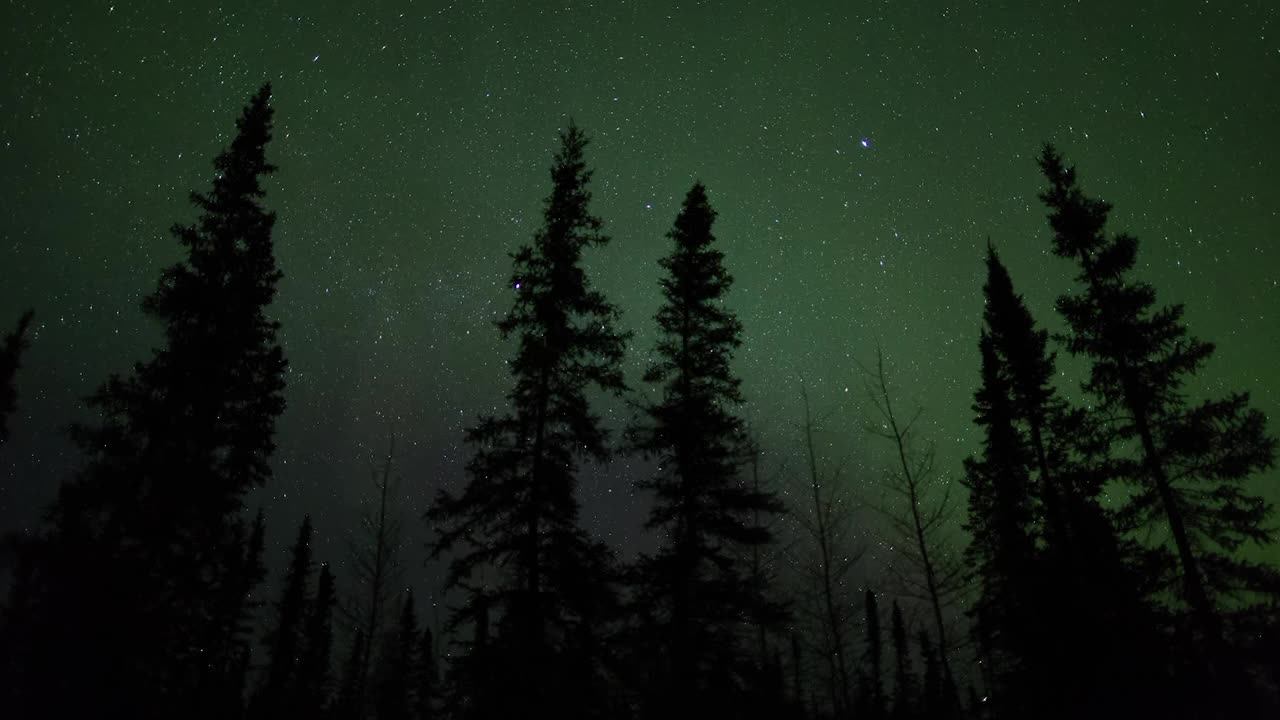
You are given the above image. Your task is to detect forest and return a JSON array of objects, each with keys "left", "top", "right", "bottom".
[{"left": 0, "top": 84, "right": 1277, "bottom": 720}]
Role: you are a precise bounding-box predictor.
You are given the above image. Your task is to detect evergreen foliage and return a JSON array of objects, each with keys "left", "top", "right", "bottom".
[
  {"left": 1039, "top": 145, "right": 1278, "bottom": 709},
  {"left": 889, "top": 601, "right": 916, "bottom": 720},
  {"left": 0, "top": 309, "right": 34, "bottom": 446},
  {"left": 427, "top": 122, "right": 627, "bottom": 719},
  {"left": 297, "top": 562, "right": 337, "bottom": 715},
  {"left": 257, "top": 515, "right": 316, "bottom": 714},
  {"left": 627, "top": 182, "right": 785, "bottom": 719},
  {"left": 2, "top": 83, "right": 285, "bottom": 720}
]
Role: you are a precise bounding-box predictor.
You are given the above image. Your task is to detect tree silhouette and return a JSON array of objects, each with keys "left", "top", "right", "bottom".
[
  {"left": 1039, "top": 145, "right": 1278, "bottom": 709},
  {"left": 297, "top": 562, "right": 337, "bottom": 716},
  {"left": 966, "top": 243, "right": 1166, "bottom": 719},
  {"left": 375, "top": 591, "right": 420, "bottom": 720},
  {"left": 256, "top": 515, "right": 315, "bottom": 716},
  {"left": 888, "top": 600, "right": 916, "bottom": 720},
  {"left": 863, "top": 348, "right": 963, "bottom": 707},
  {"left": 332, "top": 630, "right": 368, "bottom": 720},
  {"left": 859, "top": 589, "right": 886, "bottom": 720},
  {"left": 343, "top": 434, "right": 406, "bottom": 717},
  {"left": 427, "top": 122, "right": 627, "bottom": 719},
  {"left": 793, "top": 384, "right": 862, "bottom": 718},
  {"left": 415, "top": 626, "right": 439, "bottom": 720},
  {"left": 3, "top": 83, "right": 285, "bottom": 720},
  {"left": 0, "top": 309, "right": 33, "bottom": 446},
  {"left": 628, "top": 182, "right": 785, "bottom": 719}
]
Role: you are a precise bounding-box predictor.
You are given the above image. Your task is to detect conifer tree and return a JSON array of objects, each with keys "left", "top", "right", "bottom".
[
  {"left": 427, "top": 122, "right": 627, "bottom": 718},
  {"left": 861, "top": 589, "right": 886, "bottom": 719},
  {"left": 4, "top": 83, "right": 285, "bottom": 720},
  {"left": 415, "top": 626, "right": 438, "bottom": 720},
  {"left": 628, "top": 182, "right": 785, "bottom": 718},
  {"left": 889, "top": 601, "right": 916, "bottom": 720},
  {"left": 257, "top": 515, "right": 316, "bottom": 714},
  {"left": 919, "top": 630, "right": 944, "bottom": 720},
  {"left": 968, "top": 244, "right": 1165, "bottom": 719},
  {"left": 332, "top": 630, "right": 368, "bottom": 720},
  {"left": 1038, "top": 146, "right": 1278, "bottom": 690},
  {"left": 0, "top": 309, "right": 33, "bottom": 446},
  {"left": 375, "top": 591, "right": 420, "bottom": 720},
  {"left": 961, "top": 329, "right": 1039, "bottom": 715},
  {"left": 297, "top": 563, "right": 337, "bottom": 716}
]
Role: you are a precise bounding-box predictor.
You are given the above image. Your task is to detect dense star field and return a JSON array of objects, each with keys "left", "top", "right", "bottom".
[{"left": 2, "top": 0, "right": 1278, "bottom": 622}]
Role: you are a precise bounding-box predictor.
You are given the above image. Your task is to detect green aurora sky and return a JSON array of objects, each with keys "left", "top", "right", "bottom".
[{"left": 2, "top": 0, "right": 1277, "bottom": 591}]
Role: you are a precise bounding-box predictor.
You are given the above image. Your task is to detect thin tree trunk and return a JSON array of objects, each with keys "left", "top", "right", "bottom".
[{"left": 801, "top": 385, "right": 852, "bottom": 717}]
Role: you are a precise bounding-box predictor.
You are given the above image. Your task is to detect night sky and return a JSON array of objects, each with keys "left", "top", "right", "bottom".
[{"left": 2, "top": 0, "right": 1277, "bottom": 605}]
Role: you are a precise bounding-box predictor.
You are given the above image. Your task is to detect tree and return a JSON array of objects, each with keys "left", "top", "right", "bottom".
[
  {"left": 1039, "top": 145, "right": 1278, "bottom": 705},
  {"left": 793, "top": 384, "right": 862, "bottom": 718},
  {"left": 863, "top": 348, "right": 963, "bottom": 707},
  {"left": 860, "top": 589, "right": 886, "bottom": 720},
  {"left": 965, "top": 243, "right": 1165, "bottom": 719},
  {"left": 918, "top": 630, "right": 944, "bottom": 720},
  {"left": 375, "top": 591, "right": 420, "bottom": 720},
  {"left": 415, "top": 626, "right": 438, "bottom": 720},
  {"left": 960, "top": 324, "right": 1039, "bottom": 716},
  {"left": 4, "top": 83, "right": 285, "bottom": 720},
  {"left": 332, "top": 630, "right": 368, "bottom": 720},
  {"left": 0, "top": 309, "right": 33, "bottom": 446},
  {"left": 257, "top": 515, "right": 316, "bottom": 715},
  {"left": 427, "top": 122, "right": 627, "bottom": 719},
  {"left": 888, "top": 601, "right": 916, "bottom": 720},
  {"left": 628, "top": 182, "right": 786, "bottom": 719},
  {"left": 296, "top": 562, "right": 337, "bottom": 716},
  {"left": 343, "top": 435, "right": 406, "bottom": 717}
]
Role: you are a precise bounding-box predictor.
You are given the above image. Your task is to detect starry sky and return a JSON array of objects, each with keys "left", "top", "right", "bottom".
[{"left": 2, "top": 0, "right": 1278, "bottom": 604}]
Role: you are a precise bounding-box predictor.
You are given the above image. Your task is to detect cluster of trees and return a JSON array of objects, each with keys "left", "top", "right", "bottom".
[{"left": 0, "top": 84, "right": 1277, "bottom": 719}]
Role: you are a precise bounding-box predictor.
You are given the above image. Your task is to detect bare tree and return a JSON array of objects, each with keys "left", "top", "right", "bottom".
[
  {"left": 861, "top": 348, "right": 965, "bottom": 705},
  {"left": 340, "top": 434, "right": 405, "bottom": 716},
  {"left": 792, "top": 384, "right": 866, "bottom": 718}
]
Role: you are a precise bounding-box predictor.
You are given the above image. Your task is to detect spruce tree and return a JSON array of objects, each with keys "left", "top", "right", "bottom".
[
  {"left": 375, "top": 592, "right": 419, "bottom": 720},
  {"left": 1038, "top": 146, "right": 1278, "bottom": 688},
  {"left": 961, "top": 328, "right": 1039, "bottom": 715},
  {"left": 427, "top": 122, "right": 627, "bottom": 718},
  {"left": 889, "top": 601, "right": 916, "bottom": 720},
  {"left": 970, "top": 244, "right": 1165, "bottom": 718},
  {"left": 296, "top": 562, "right": 337, "bottom": 716},
  {"left": 628, "top": 182, "right": 784, "bottom": 719},
  {"left": 862, "top": 589, "right": 885, "bottom": 719},
  {"left": 5, "top": 84, "right": 285, "bottom": 720},
  {"left": 332, "top": 630, "right": 368, "bottom": 720},
  {"left": 0, "top": 309, "right": 33, "bottom": 446},
  {"left": 415, "top": 626, "right": 438, "bottom": 720},
  {"left": 257, "top": 515, "right": 315, "bottom": 714}
]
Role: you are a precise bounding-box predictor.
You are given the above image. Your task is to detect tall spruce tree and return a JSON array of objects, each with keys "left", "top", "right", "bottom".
[
  {"left": 415, "top": 626, "right": 438, "bottom": 720},
  {"left": 375, "top": 592, "right": 420, "bottom": 720},
  {"left": 961, "top": 328, "right": 1039, "bottom": 716},
  {"left": 427, "top": 123, "right": 627, "bottom": 718},
  {"left": 889, "top": 601, "right": 916, "bottom": 720},
  {"left": 861, "top": 589, "right": 886, "bottom": 720},
  {"left": 257, "top": 515, "right": 316, "bottom": 715},
  {"left": 1038, "top": 146, "right": 1278, "bottom": 699},
  {"left": 628, "top": 182, "right": 785, "bottom": 719},
  {"left": 968, "top": 244, "right": 1165, "bottom": 719},
  {"left": 296, "top": 562, "right": 337, "bottom": 716},
  {"left": 3, "top": 84, "right": 285, "bottom": 720},
  {"left": 0, "top": 309, "right": 33, "bottom": 446},
  {"left": 332, "top": 630, "right": 368, "bottom": 720}
]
